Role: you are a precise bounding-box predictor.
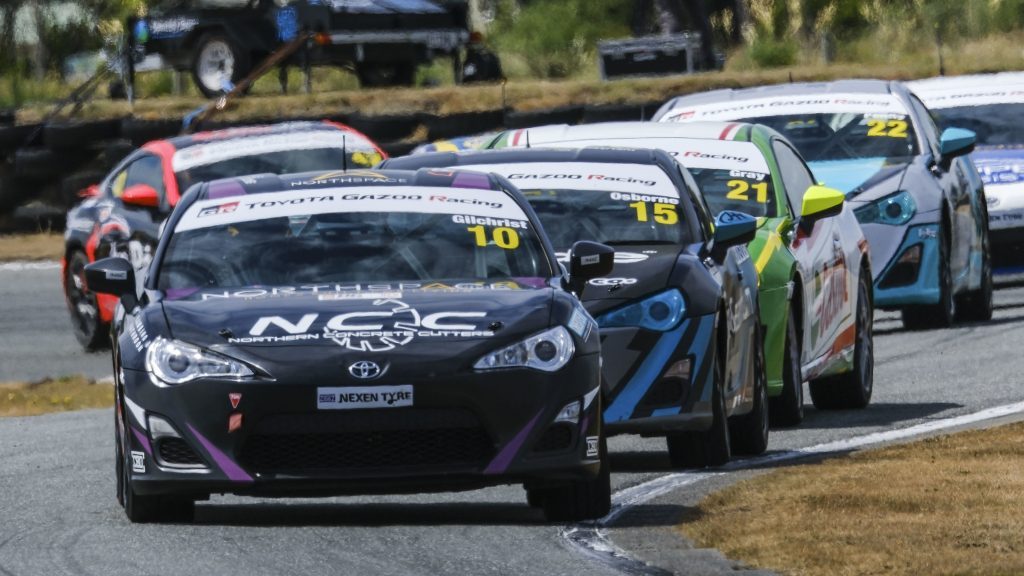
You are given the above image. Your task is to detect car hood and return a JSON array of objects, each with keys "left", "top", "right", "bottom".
[
  {"left": 160, "top": 285, "right": 554, "bottom": 357},
  {"left": 971, "top": 147, "right": 1024, "bottom": 188},
  {"left": 573, "top": 244, "right": 681, "bottom": 316},
  {"left": 808, "top": 158, "right": 908, "bottom": 198}
]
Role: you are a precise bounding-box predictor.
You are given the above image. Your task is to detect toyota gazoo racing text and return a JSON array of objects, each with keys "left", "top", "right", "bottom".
[
  {"left": 656, "top": 80, "right": 992, "bottom": 330},
  {"left": 484, "top": 122, "right": 874, "bottom": 425},
  {"left": 910, "top": 72, "right": 1024, "bottom": 263},
  {"left": 384, "top": 147, "right": 767, "bottom": 468},
  {"left": 85, "top": 168, "right": 615, "bottom": 523},
  {"left": 63, "top": 120, "right": 386, "bottom": 350}
]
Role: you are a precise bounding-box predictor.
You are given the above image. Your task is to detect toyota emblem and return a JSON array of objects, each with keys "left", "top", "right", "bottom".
[{"left": 348, "top": 360, "right": 383, "bottom": 380}]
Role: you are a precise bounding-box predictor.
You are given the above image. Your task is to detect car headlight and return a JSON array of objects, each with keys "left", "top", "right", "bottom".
[
  {"left": 145, "top": 337, "right": 253, "bottom": 384},
  {"left": 597, "top": 289, "right": 685, "bottom": 332},
  {"left": 853, "top": 190, "right": 916, "bottom": 225},
  {"left": 473, "top": 326, "right": 575, "bottom": 372}
]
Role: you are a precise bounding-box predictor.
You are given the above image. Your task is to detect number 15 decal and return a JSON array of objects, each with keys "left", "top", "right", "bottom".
[{"left": 629, "top": 201, "right": 678, "bottom": 224}]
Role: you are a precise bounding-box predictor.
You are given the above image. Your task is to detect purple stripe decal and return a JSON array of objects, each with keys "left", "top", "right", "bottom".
[
  {"left": 451, "top": 171, "right": 492, "bottom": 190},
  {"left": 164, "top": 287, "right": 200, "bottom": 300},
  {"left": 207, "top": 180, "right": 247, "bottom": 199},
  {"left": 131, "top": 426, "right": 152, "bottom": 456},
  {"left": 483, "top": 409, "right": 543, "bottom": 475},
  {"left": 187, "top": 424, "right": 253, "bottom": 483}
]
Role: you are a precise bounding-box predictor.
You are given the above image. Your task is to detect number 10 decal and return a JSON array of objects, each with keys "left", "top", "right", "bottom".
[{"left": 467, "top": 225, "right": 520, "bottom": 249}]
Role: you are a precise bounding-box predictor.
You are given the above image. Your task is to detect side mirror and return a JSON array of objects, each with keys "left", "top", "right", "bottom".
[
  {"left": 800, "top": 185, "right": 845, "bottom": 223},
  {"left": 84, "top": 257, "right": 138, "bottom": 310},
  {"left": 939, "top": 127, "right": 976, "bottom": 160},
  {"left": 568, "top": 240, "right": 615, "bottom": 295},
  {"left": 122, "top": 183, "right": 160, "bottom": 208}
]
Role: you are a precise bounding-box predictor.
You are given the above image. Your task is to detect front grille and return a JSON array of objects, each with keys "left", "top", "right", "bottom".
[
  {"left": 240, "top": 409, "right": 494, "bottom": 473},
  {"left": 640, "top": 377, "right": 687, "bottom": 408},
  {"left": 533, "top": 424, "right": 574, "bottom": 452},
  {"left": 156, "top": 438, "right": 205, "bottom": 466},
  {"left": 879, "top": 244, "right": 922, "bottom": 289}
]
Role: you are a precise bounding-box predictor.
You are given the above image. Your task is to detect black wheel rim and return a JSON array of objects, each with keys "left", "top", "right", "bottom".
[
  {"left": 858, "top": 279, "right": 873, "bottom": 397},
  {"left": 66, "top": 254, "right": 98, "bottom": 338}
]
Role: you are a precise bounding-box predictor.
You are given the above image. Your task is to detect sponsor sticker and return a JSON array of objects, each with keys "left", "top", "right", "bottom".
[
  {"left": 588, "top": 277, "right": 638, "bottom": 286},
  {"left": 586, "top": 436, "right": 600, "bottom": 458},
  {"left": 317, "top": 385, "right": 414, "bottom": 410},
  {"left": 464, "top": 162, "right": 679, "bottom": 197},
  {"left": 580, "top": 254, "right": 601, "bottom": 266},
  {"left": 568, "top": 307, "right": 593, "bottom": 340},
  {"left": 557, "top": 251, "right": 648, "bottom": 264},
  {"left": 105, "top": 269, "right": 127, "bottom": 280},
  {"left": 131, "top": 451, "right": 146, "bottom": 473},
  {"left": 319, "top": 291, "right": 403, "bottom": 301}
]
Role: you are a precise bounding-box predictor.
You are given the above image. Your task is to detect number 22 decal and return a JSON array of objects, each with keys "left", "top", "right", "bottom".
[
  {"left": 866, "top": 119, "right": 908, "bottom": 138},
  {"left": 726, "top": 179, "right": 769, "bottom": 203}
]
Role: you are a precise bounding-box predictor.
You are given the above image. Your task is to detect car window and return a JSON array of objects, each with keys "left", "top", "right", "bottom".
[
  {"left": 125, "top": 155, "right": 166, "bottom": 196},
  {"left": 907, "top": 94, "right": 940, "bottom": 156},
  {"left": 109, "top": 168, "right": 129, "bottom": 198},
  {"left": 772, "top": 140, "right": 816, "bottom": 213}
]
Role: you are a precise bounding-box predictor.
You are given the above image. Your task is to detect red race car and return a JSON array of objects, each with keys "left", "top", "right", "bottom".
[{"left": 63, "top": 120, "right": 386, "bottom": 350}]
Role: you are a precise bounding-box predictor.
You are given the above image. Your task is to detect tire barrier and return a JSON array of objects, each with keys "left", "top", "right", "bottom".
[
  {"left": 423, "top": 110, "right": 505, "bottom": 141},
  {"left": 120, "top": 118, "right": 180, "bottom": 146},
  {"left": 345, "top": 113, "right": 422, "bottom": 142},
  {"left": 504, "top": 105, "right": 584, "bottom": 129},
  {"left": 0, "top": 124, "right": 42, "bottom": 153},
  {"left": 43, "top": 119, "right": 122, "bottom": 149}
]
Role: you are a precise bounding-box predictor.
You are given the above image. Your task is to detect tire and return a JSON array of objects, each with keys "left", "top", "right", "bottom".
[
  {"left": 504, "top": 105, "right": 584, "bottom": 129},
  {"left": 119, "top": 413, "right": 195, "bottom": 524},
  {"left": 666, "top": 343, "right": 731, "bottom": 469},
  {"left": 0, "top": 123, "right": 42, "bottom": 152},
  {"left": 768, "top": 306, "right": 804, "bottom": 427},
  {"left": 345, "top": 113, "right": 421, "bottom": 142},
  {"left": 379, "top": 140, "right": 420, "bottom": 159},
  {"left": 191, "top": 33, "right": 251, "bottom": 98},
  {"left": 809, "top": 269, "right": 874, "bottom": 410},
  {"left": 64, "top": 250, "right": 109, "bottom": 350},
  {"left": 120, "top": 118, "right": 180, "bottom": 146},
  {"left": 356, "top": 62, "right": 416, "bottom": 88},
  {"left": 60, "top": 171, "right": 106, "bottom": 207},
  {"left": 729, "top": 323, "right": 769, "bottom": 455},
  {"left": 540, "top": 435, "right": 611, "bottom": 522},
  {"left": 580, "top": 103, "right": 646, "bottom": 124},
  {"left": 423, "top": 110, "right": 504, "bottom": 141},
  {"left": 956, "top": 223, "right": 993, "bottom": 322},
  {"left": 902, "top": 223, "right": 955, "bottom": 329},
  {"left": 43, "top": 119, "right": 121, "bottom": 149}
]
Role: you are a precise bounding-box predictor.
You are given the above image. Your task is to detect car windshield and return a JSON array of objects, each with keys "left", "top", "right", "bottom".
[
  {"left": 174, "top": 147, "right": 380, "bottom": 192},
  {"left": 738, "top": 113, "right": 919, "bottom": 162},
  {"left": 687, "top": 167, "right": 775, "bottom": 218},
  {"left": 930, "top": 104, "right": 1024, "bottom": 146},
  {"left": 157, "top": 188, "right": 549, "bottom": 290}
]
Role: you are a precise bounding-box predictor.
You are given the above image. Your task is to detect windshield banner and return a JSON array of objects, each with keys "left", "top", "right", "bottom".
[
  {"left": 662, "top": 93, "right": 909, "bottom": 123},
  {"left": 462, "top": 162, "right": 680, "bottom": 197},
  {"left": 172, "top": 131, "right": 376, "bottom": 172}
]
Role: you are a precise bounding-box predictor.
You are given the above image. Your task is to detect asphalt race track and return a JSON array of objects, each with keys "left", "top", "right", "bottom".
[{"left": 3, "top": 263, "right": 1024, "bottom": 576}]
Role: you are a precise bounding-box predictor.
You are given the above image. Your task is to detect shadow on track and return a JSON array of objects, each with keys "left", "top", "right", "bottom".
[
  {"left": 796, "top": 401, "right": 961, "bottom": 430},
  {"left": 193, "top": 501, "right": 547, "bottom": 527}
]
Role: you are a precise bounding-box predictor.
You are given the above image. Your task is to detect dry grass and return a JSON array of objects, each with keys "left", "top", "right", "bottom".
[
  {"left": 0, "top": 232, "right": 65, "bottom": 262},
  {"left": 13, "top": 39, "right": 1024, "bottom": 126},
  {"left": 681, "top": 422, "right": 1024, "bottom": 576},
  {"left": 0, "top": 375, "right": 113, "bottom": 417}
]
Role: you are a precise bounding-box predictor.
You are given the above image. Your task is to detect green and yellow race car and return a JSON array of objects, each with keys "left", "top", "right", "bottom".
[{"left": 487, "top": 121, "right": 875, "bottom": 425}]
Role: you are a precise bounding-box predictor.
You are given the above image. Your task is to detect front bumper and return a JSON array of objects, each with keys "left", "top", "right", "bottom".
[
  {"left": 870, "top": 223, "right": 941, "bottom": 308},
  {"left": 121, "top": 357, "right": 602, "bottom": 498},
  {"left": 598, "top": 313, "right": 716, "bottom": 436}
]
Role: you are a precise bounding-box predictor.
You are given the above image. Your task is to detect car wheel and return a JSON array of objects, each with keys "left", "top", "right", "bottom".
[
  {"left": 902, "top": 224, "right": 955, "bottom": 329},
  {"left": 768, "top": 306, "right": 803, "bottom": 427},
  {"left": 191, "top": 33, "right": 250, "bottom": 98},
  {"left": 64, "top": 250, "right": 109, "bottom": 350},
  {"left": 540, "top": 434, "right": 611, "bottom": 522},
  {"left": 956, "top": 226, "right": 993, "bottom": 322},
  {"left": 729, "top": 323, "right": 769, "bottom": 455},
  {"left": 120, "top": 418, "right": 194, "bottom": 524},
  {"left": 809, "top": 270, "right": 874, "bottom": 409},
  {"left": 666, "top": 346, "right": 731, "bottom": 468}
]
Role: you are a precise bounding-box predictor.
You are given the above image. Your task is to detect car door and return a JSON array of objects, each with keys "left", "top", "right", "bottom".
[
  {"left": 105, "top": 154, "right": 170, "bottom": 290},
  {"left": 773, "top": 139, "right": 851, "bottom": 371},
  {"left": 907, "top": 93, "right": 973, "bottom": 290}
]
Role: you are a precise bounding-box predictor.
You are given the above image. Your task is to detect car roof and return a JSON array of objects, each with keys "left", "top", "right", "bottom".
[
  {"left": 386, "top": 144, "right": 678, "bottom": 169},
  {"left": 907, "top": 72, "right": 1024, "bottom": 109},
  {"left": 164, "top": 120, "right": 374, "bottom": 151},
  {"left": 908, "top": 72, "right": 1024, "bottom": 93},
  {"left": 492, "top": 121, "right": 756, "bottom": 145}
]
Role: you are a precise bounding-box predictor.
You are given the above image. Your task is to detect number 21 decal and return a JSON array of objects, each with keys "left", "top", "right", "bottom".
[{"left": 726, "top": 179, "right": 769, "bottom": 203}]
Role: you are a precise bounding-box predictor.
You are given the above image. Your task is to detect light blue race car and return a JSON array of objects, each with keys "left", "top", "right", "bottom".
[{"left": 656, "top": 79, "right": 992, "bottom": 330}]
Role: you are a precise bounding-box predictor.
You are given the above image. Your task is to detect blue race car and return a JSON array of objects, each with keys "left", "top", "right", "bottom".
[{"left": 656, "top": 79, "right": 992, "bottom": 330}]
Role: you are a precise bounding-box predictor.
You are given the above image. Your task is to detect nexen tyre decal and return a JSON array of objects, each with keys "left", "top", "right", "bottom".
[{"left": 604, "top": 314, "right": 716, "bottom": 423}]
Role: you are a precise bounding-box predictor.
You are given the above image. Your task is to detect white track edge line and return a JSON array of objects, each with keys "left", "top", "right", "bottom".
[
  {"left": 0, "top": 260, "right": 60, "bottom": 271},
  {"left": 564, "top": 400, "right": 1024, "bottom": 575}
]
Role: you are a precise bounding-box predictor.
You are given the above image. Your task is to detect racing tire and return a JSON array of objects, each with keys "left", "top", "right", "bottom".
[
  {"left": 666, "top": 346, "right": 731, "bottom": 469},
  {"left": 902, "top": 224, "right": 955, "bottom": 329},
  {"left": 729, "top": 324, "right": 769, "bottom": 455},
  {"left": 43, "top": 119, "right": 121, "bottom": 149},
  {"left": 768, "top": 306, "right": 803, "bottom": 427},
  {"left": 809, "top": 270, "right": 874, "bottom": 410},
  {"left": 64, "top": 250, "right": 110, "bottom": 350},
  {"left": 191, "top": 33, "right": 251, "bottom": 98},
  {"left": 539, "top": 434, "right": 611, "bottom": 522},
  {"left": 956, "top": 225, "right": 993, "bottom": 323},
  {"left": 118, "top": 416, "right": 195, "bottom": 524}
]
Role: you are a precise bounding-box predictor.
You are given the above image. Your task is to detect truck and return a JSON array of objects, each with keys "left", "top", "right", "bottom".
[{"left": 129, "top": 0, "right": 499, "bottom": 96}]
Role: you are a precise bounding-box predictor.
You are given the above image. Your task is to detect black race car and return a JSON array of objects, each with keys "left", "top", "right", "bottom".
[
  {"left": 85, "top": 168, "right": 614, "bottom": 523},
  {"left": 383, "top": 148, "right": 767, "bottom": 467}
]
